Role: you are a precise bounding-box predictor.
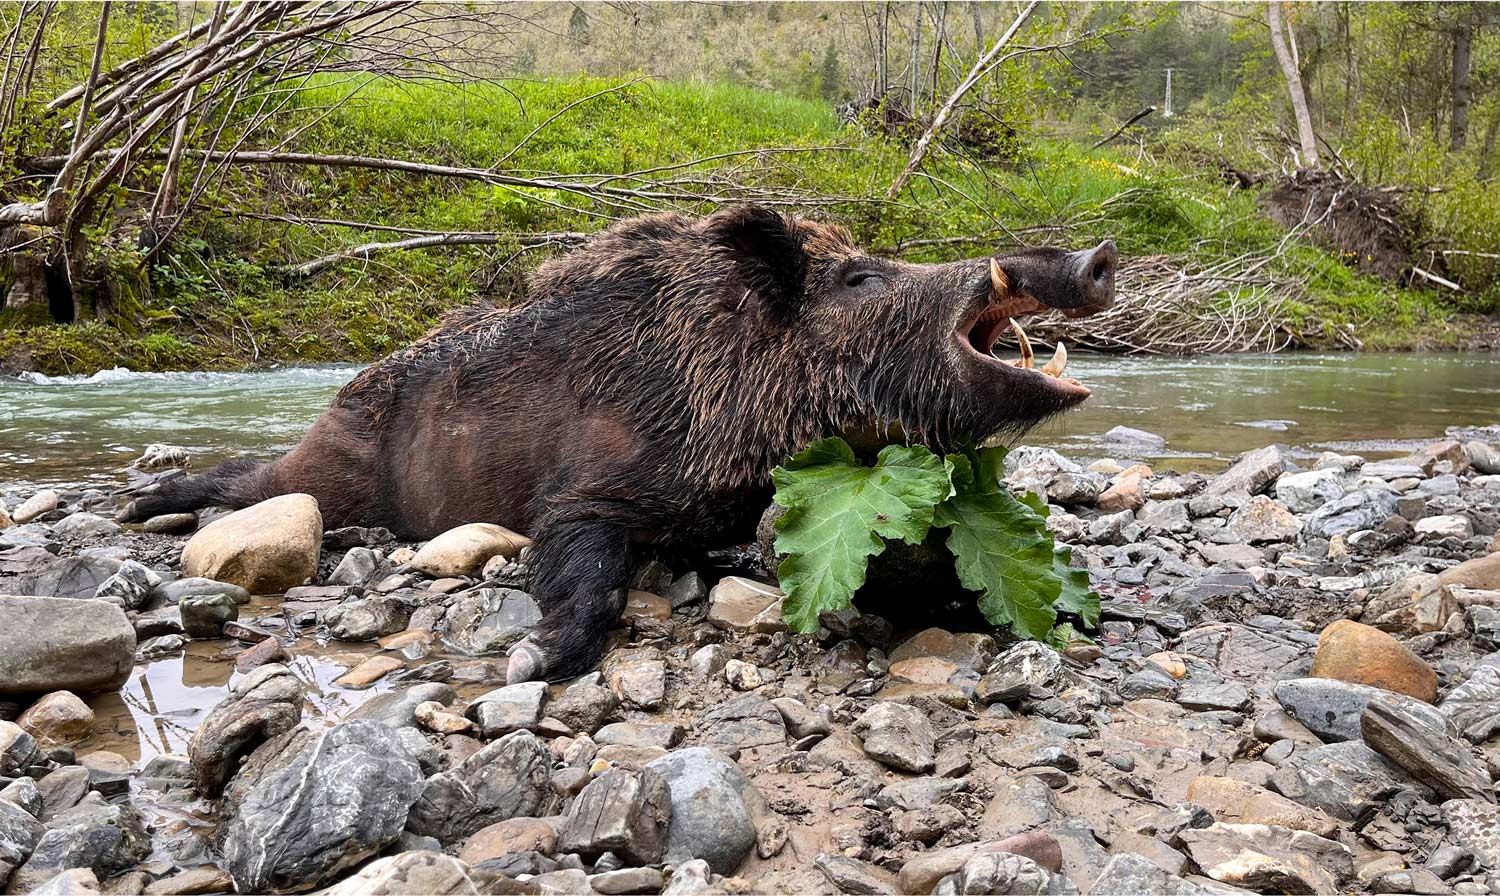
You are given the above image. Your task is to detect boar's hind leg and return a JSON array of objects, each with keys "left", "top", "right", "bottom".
[{"left": 506, "top": 513, "right": 633, "bottom": 683}]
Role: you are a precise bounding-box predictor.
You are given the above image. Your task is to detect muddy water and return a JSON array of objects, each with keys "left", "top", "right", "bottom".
[{"left": 7, "top": 351, "right": 1499, "bottom": 760}]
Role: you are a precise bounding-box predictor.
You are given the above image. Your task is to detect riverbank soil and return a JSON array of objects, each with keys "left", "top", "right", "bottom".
[{"left": 2, "top": 433, "right": 1500, "bottom": 894}]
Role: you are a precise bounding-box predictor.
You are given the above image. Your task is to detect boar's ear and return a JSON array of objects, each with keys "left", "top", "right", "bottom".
[{"left": 704, "top": 205, "right": 806, "bottom": 317}]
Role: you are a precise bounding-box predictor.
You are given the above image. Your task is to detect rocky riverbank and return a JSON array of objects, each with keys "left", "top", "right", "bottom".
[{"left": 1, "top": 431, "right": 1500, "bottom": 895}]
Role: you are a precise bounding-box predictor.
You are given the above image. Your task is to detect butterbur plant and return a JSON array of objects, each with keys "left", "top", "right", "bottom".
[{"left": 770, "top": 437, "right": 1099, "bottom": 644}]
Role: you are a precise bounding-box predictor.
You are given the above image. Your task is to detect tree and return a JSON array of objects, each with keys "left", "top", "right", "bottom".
[
  {"left": 1268, "top": 0, "right": 1320, "bottom": 168},
  {"left": 819, "top": 41, "right": 842, "bottom": 102}
]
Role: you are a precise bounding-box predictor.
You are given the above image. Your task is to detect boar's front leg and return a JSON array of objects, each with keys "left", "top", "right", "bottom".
[{"left": 505, "top": 506, "right": 635, "bottom": 683}]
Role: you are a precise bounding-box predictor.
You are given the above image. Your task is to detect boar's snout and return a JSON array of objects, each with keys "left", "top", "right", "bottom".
[{"left": 1062, "top": 240, "right": 1117, "bottom": 318}]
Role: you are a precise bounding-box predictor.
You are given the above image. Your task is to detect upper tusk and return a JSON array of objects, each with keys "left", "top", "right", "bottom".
[
  {"left": 1041, "top": 341, "right": 1068, "bottom": 377},
  {"left": 1009, "top": 319, "right": 1034, "bottom": 368},
  {"left": 990, "top": 258, "right": 1009, "bottom": 296}
]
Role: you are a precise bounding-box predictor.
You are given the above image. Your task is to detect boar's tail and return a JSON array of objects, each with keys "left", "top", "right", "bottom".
[{"left": 117, "top": 458, "right": 284, "bottom": 523}]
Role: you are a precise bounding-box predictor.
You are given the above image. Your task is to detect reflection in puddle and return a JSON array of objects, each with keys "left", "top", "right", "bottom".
[{"left": 77, "top": 600, "right": 429, "bottom": 764}]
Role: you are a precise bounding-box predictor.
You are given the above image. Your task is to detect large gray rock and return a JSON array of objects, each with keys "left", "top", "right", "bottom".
[
  {"left": 9, "top": 794, "right": 149, "bottom": 894},
  {"left": 1225, "top": 496, "right": 1302, "bottom": 543},
  {"left": 959, "top": 851, "right": 1078, "bottom": 895},
  {"left": 49, "top": 513, "right": 120, "bottom": 541},
  {"left": 1274, "top": 468, "right": 1348, "bottom": 514},
  {"left": 0, "top": 596, "right": 134, "bottom": 695},
  {"left": 178, "top": 592, "right": 238, "bottom": 639},
  {"left": 1304, "top": 488, "right": 1400, "bottom": 539},
  {"left": 557, "top": 768, "right": 672, "bottom": 865},
  {"left": 404, "top": 730, "right": 554, "bottom": 844},
  {"left": 466, "top": 681, "right": 548, "bottom": 738},
  {"left": 1442, "top": 799, "right": 1500, "bottom": 871},
  {"left": 11, "top": 556, "right": 119, "bottom": 600},
  {"left": 1205, "top": 445, "right": 1294, "bottom": 497},
  {"left": 441, "top": 588, "right": 541, "bottom": 656},
  {"left": 1268, "top": 740, "right": 1428, "bottom": 821},
  {"left": 346, "top": 683, "right": 457, "bottom": 730},
  {"left": 221, "top": 720, "right": 424, "bottom": 893},
  {"left": 1361, "top": 700, "right": 1495, "bottom": 802},
  {"left": 0, "top": 723, "right": 38, "bottom": 777},
  {"left": 1273, "top": 678, "right": 1449, "bottom": 743},
  {"left": 645, "top": 748, "right": 761, "bottom": 875}
]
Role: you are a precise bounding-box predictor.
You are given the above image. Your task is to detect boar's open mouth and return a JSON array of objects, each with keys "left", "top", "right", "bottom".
[{"left": 955, "top": 258, "right": 1098, "bottom": 404}]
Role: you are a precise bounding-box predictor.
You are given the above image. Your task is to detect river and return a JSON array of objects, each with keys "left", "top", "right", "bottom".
[{"left": 3, "top": 352, "right": 1499, "bottom": 488}]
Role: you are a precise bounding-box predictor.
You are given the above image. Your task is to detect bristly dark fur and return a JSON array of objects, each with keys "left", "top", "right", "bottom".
[{"left": 122, "top": 205, "right": 1103, "bottom": 678}]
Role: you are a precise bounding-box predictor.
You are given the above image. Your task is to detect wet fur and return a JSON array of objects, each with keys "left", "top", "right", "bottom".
[{"left": 125, "top": 206, "right": 1082, "bottom": 677}]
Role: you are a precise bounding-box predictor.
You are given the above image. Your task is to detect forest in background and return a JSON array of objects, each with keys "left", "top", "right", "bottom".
[{"left": 0, "top": 1, "right": 1496, "bottom": 375}]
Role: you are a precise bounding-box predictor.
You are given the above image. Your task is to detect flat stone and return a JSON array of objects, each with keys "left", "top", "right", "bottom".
[
  {"left": 1088, "top": 853, "right": 1236, "bottom": 896},
  {"left": 325, "top": 596, "right": 410, "bottom": 641},
  {"left": 1305, "top": 488, "right": 1400, "bottom": 539},
  {"left": 1310, "top": 619, "right": 1437, "bottom": 702},
  {"left": 49, "top": 513, "right": 120, "bottom": 541},
  {"left": 410, "top": 523, "right": 529, "bottom": 578},
  {"left": 815, "top": 853, "right": 901, "bottom": 895},
  {"left": 1184, "top": 776, "right": 1338, "bottom": 837},
  {"left": 1440, "top": 553, "right": 1500, "bottom": 591},
  {"left": 141, "top": 865, "right": 234, "bottom": 895},
  {"left": 606, "top": 657, "right": 667, "bottom": 711},
  {"left": 319, "top": 850, "right": 511, "bottom": 896},
  {"left": 179, "top": 592, "right": 238, "bottom": 639},
  {"left": 888, "top": 628, "right": 996, "bottom": 671},
  {"left": 706, "top": 577, "right": 787, "bottom": 634},
  {"left": 180, "top": 494, "right": 322, "bottom": 594},
  {"left": 1417, "top": 515, "right": 1474, "bottom": 540},
  {"left": 1440, "top": 665, "right": 1500, "bottom": 743},
  {"left": 1442, "top": 799, "right": 1500, "bottom": 871},
  {"left": 457, "top": 816, "right": 556, "bottom": 864},
  {"left": 1178, "top": 822, "right": 1353, "bottom": 894},
  {"left": 11, "top": 491, "right": 59, "bottom": 525},
  {"left": 335, "top": 655, "right": 404, "bottom": 689},
  {"left": 441, "top": 587, "right": 541, "bottom": 656},
  {"left": 0, "top": 596, "right": 134, "bottom": 695},
  {"left": 1268, "top": 740, "right": 1427, "bottom": 821},
  {"left": 895, "top": 831, "right": 1062, "bottom": 895},
  {"left": 11, "top": 794, "right": 150, "bottom": 894},
  {"left": 1275, "top": 468, "right": 1347, "bottom": 514},
  {"left": 1360, "top": 700, "right": 1495, "bottom": 802}
]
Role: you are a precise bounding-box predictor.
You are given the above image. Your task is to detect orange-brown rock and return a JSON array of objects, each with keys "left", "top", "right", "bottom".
[{"left": 1310, "top": 619, "right": 1437, "bottom": 703}]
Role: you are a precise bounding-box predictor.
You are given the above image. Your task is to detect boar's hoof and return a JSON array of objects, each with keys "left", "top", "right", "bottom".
[{"left": 506, "top": 638, "right": 545, "bottom": 684}]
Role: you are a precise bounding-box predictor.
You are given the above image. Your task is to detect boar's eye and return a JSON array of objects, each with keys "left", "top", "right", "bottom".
[{"left": 842, "top": 267, "right": 887, "bottom": 289}]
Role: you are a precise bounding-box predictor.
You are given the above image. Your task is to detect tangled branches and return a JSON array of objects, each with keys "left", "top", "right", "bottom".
[{"left": 996, "top": 253, "right": 1304, "bottom": 355}]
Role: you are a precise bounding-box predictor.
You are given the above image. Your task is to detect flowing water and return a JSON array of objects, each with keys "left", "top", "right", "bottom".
[
  {"left": 4, "top": 352, "right": 1498, "bottom": 762},
  {"left": 3, "top": 353, "right": 1498, "bottom": 488}
]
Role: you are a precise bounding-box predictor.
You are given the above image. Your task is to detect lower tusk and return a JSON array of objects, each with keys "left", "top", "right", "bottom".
[
  {"left": 1009, "top": 319, "right": 1034, "bottom": 369},
  {"left": 1041, "top": 341, "right": 1068, "bottom": 377}
]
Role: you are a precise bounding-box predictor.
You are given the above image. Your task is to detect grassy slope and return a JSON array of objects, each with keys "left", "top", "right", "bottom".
[{"left": 0, "top": 76, "right": 1466, "bottom": 375}]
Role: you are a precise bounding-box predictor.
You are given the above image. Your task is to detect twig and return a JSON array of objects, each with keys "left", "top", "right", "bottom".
[
  {"left": 1092, "top": 106, "right": 1156, "bottom": 149},
  {"left": 280, "top": 231, "right": 589, "bottom": 279}
]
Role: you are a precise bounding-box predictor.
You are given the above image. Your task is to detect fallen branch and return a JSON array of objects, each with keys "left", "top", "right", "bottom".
[
  {"left": 280, "top": 230, "right": 589, "bottom": 279},
  {"left": 1092, "top": 106, "right": 1156, "bottom": 149},
  {"left": 1411, "top": 266, "right": 1462, "bottom": 292}
]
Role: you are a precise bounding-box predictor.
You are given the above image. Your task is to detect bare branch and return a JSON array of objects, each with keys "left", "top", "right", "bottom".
[{"left": 281, "top": 230, "right": 590, "bottom": 279}]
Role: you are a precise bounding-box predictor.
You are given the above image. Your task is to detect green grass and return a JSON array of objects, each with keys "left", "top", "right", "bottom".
[{"left": 0, "top": 75, "right": 1472, "bottom": 376}]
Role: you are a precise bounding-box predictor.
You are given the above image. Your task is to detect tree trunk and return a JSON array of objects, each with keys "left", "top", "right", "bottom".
[
  {"left": 929, "top": 2, "right": 947, "bottom": 105},
  {"left": 970, "top": 1, "right": 983, "bottom": 51},
  {"left": 1268, "top": 1, "right": 1319, "bottom": 168},
  {"left": 877, "top": 2, "right": 889, "bottom": 96},
  {"left": 909, "top": 2, "right": 922, "bottom": 118},
  {"left": 1451, "top": 5, "right": 1474, "bottom": 152}
]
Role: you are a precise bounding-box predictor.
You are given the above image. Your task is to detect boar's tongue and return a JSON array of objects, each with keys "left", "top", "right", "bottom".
[{"left": 1003, "top": 318, "right": 1068, "bottom": 378}]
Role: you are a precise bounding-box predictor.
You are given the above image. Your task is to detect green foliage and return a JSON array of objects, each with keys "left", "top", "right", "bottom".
[
  {"left": 772, "top": 438, "right": 1099, "bottom": 642},
  {"left": 771, "top": 439, "right": 955, "bottom": 631}
]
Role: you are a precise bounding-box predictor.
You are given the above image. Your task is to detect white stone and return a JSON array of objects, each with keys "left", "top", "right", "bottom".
[
  {"left": 11, "top": 490, "right": 59, "bottom": 524},
  {"left": 1416, "top": 515, "right": 1473, "bottom": 540}
]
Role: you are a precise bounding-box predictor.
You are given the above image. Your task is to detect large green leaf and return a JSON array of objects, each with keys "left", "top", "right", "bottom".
[
  {"left": 933, "top": 447, "right": 1061, "bottom": 640},
  {"left": 771, "top": 438, "right": 953, "bottom": 632}
]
